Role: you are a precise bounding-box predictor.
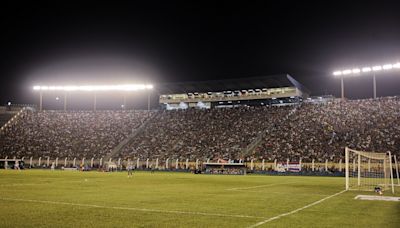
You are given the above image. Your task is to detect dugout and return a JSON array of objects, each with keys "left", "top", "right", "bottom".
[{"left": 204, "top": 163, "right": 246, "bottom": 175}]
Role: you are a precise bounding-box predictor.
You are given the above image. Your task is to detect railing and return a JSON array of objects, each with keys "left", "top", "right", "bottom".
[{"left": 3, "top": 156, "right": 381, "bottom": 175}]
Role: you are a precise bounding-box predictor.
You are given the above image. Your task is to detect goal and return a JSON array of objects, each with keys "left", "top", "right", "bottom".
[{"left": 345, "top": 147, "right": 394, "bottom": 194}]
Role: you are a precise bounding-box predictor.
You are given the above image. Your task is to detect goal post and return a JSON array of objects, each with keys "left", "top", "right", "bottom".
[
  {"left": 394, "top": 155, "right": 400, "bottom": 186},
  {"left": 345, "top": 147, "right": 394, "bottom": 194}
]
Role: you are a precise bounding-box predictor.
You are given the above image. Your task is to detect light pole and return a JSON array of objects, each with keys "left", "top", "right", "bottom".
[
  {"left": 93, "top": 93, "right": 97, "bottom": 111},
  {"left": 123, "top": 94, "right": 127, "bottom": 110},
  {"left": 341, "top": 77, "right": 345, "bottom": 100},
  {"left": 64, "top": 92, "right": 68, "bottom": 111},
  {"left": 373, "top": 73, "right": 376, "bottom": 99},
  {"left": 147, "top": 90, "right": 151, "bottom": 112},
  {"left": 39, "top": 91, "right": 43, "bottom": 111}
]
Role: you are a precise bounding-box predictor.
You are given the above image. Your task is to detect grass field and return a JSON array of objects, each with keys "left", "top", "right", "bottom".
[{"left": 0, "top": 170, "right": 399, "bottom": 227}]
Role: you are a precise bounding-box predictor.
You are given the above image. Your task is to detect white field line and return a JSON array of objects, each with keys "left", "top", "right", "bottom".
[
  {"left": 226, "top": 181, "right": 298, "bottom": 191},
  {"left": 0, "top": 197, "right": 264, "bottom": 219},
  {"left": 0, "top": 183, "right": 41, "bottom": 187},
  {"left": 231, "top": 190, "right": 331, "bottom": 197},
  {"left": 247, "top": 190, "right": 347, "bottom": 228}
]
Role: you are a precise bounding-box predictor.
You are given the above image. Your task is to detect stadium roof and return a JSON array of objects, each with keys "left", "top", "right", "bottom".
[{"left": 157, "top": 74, "right": 310, "bottom": 94}]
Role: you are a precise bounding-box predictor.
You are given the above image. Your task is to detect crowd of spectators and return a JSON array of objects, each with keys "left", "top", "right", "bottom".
[
  {"left": 1, "top": 96, "right": 399, "bottom": 163},
  {"left": 119, "top": 106, "right": 290, "bottom": 160},
  {"left": 253, "top": 96, "right": 400, "bottom": 162},
  {"left": 0, "top": 110, "right": 152, "bottom": 159}
]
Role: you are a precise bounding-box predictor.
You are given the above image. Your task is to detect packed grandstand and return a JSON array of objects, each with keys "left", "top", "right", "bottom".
[{"left": 0, "top": 96, "right": 399, "bottom": 168}]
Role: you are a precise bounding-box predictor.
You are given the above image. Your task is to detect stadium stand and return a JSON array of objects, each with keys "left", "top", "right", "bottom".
[
  {"left": 118, "top": 106, "right": 290, "bottom": 160},
  {"left": 0, "top": 113, "right": 14, "bottom": 128},
  {"left": 0, "top": 97, "right": 399, "bottom": 165},
  {"left": 0, "top": 110, "right": 153, "bottom": 159},
  {"left": 253, "top": 96, "right": 400, "bottom": 162},
  {"left": 0, "top": 105, "right": 21, "bottom": 128}
]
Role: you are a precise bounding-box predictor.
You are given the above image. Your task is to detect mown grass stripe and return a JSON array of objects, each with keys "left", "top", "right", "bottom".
[{"left": 1, "top": 197, "right": 264, "bottom": 219}]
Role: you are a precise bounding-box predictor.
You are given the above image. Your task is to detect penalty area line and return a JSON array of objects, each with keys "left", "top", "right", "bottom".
[
  {"left": 0, "top": 197, "right": 264, "bottom": 219},
  {"left": 247, "top": 190, "right": 347, "bottom": 228},
  {"left": 226, "top": 181, "right": 298, "bottom": 191}
]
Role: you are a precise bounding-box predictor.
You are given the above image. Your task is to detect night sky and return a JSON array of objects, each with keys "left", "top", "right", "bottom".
[{"left": 1, "top": 1, "right": 400, "bottom": 105}]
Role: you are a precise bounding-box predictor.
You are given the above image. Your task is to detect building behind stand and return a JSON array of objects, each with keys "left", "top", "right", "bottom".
[{"left": 157, "top": 74, "right": 310, "bottom": 110}]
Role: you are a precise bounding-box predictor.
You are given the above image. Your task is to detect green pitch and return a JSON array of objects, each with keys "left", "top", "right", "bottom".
[{"left": 0, "top": 170, "right": 399, "bottom": 227}]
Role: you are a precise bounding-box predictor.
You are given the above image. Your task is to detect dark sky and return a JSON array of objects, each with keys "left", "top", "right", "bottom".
[{"left": 1, "top": 1, "right": 400, "bottom": 105}]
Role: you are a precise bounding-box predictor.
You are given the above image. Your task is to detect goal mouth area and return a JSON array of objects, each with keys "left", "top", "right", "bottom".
[
  {"left": 354, "top": 195, "right": 400, "bottom": 202},
  {"left": 345, "top": 147, "right": 395, "bottom": 194},
  {"left": 347, "top": 185, "right": 391, "bottom": 191}
]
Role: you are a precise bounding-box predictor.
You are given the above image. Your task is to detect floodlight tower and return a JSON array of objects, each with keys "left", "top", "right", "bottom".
[
  {"left": 39, "top": 90, "right": 43, "bottom": 111},
  {"left": 63, "top": 92, "right": 67, "bottom": 111},
  {"left": 93, "top": 93, "right": 97, "bottom": 111},
  {"left": 33, "top": 84, "right": 153, "bottom": 111},
  {"left": 147, "top": 90, "right": 151, "bottom": 112},
  {"left": 123, "top": 94, "right": 127, "bottom": 110},
  {"left": 333, "top": 62, "right": 400, "bottom": 99}
]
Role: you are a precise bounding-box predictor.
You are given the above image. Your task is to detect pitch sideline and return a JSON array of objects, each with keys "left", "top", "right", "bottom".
[
  {"left": 0, "top": 197, "right": 264, "bottom": 219},
  {"left": 247, "top": 190, "right": 347, "bottom": 228}
]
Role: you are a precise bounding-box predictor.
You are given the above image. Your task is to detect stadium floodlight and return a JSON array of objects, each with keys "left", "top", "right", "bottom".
[
  {"left": 333, "top": 71, "right": 342, "bottom": 76},
  {"left": 352, "top": 68, "right": 360, "bottom": 74},
  {"left": 32, "top": 84, "right": 154, "bottom": 92},
  {"left": 342, "top": 69, "right": 352, "bottom": 75},
  {"left": 362, "top": 67, "right": 372, "bottom": 73},
  {"left": 393, "top": 62, "right": 400, "bottom": 68},
  {"left": 33, "top": 83, "right": 154, "bottom": 112},
  {"left": 382, "top": 64, "right": 393, "bottom": 70},
  {"left": 372, "top": 65, "right": 382, "bottom": 71}
]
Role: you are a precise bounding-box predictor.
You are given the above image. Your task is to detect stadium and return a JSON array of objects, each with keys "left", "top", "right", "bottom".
[
  {"left": 1, "top": 2, "right": 400, "bottom": 228},
  {"left": 1, "top": 71, "right": 400, "bottom": 227}
]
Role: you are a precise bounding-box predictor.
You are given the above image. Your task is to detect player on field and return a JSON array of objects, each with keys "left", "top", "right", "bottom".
[
  {"left": 127, "top": 163, "right": 133, "bottom": 178},
  {"left": 14, "top": 161, "right": 20, "bottom": 170}
]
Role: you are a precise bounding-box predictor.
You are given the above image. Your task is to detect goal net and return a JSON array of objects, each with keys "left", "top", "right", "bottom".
[{"left": 345, "top": 147, "right": 394, "bottom": 194}]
